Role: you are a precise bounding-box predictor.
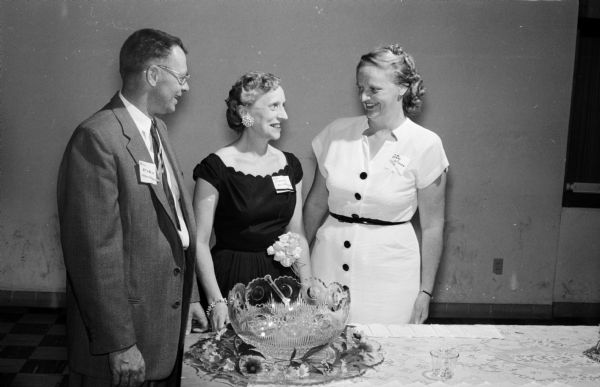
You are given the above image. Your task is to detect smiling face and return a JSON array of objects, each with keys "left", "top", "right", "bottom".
[
  {"left": 149, "top": 45, "right": 189, "bottom": 116},
  {"left": 356, "top": 64, "right": 406, "bottom": 130},
  {"left": 244, "top": 86, "right": 288, "bottom": 141}
]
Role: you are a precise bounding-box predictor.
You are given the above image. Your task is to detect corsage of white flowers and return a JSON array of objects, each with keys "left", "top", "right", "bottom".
[{"left": 267, "top": 232, "right": 302, "bottom": 268}]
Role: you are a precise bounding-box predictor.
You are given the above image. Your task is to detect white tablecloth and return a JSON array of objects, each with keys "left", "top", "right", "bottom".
[{"left": 182, "top": 325, "right": 600, "bottom": 387}]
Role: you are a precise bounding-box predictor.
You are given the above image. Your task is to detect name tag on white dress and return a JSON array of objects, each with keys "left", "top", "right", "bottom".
[
  {"left": 391, "top": 154, "right": 410, "bottom": 168},
  {"left": 389, "top": 154, "right": 411, "bottom": 174},
  {"left": 271, "top": 175, "right": 294, "bottom": 193},
  {"left": 139, "top": 160, "right": 158, "bottom": 185}
]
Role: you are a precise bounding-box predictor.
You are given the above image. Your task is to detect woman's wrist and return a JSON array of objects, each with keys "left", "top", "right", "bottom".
[
  {"left": 205, "top": 298, "right": 227, "bottom": 316},
  {"left": 420, "top": 289, "right": 433, "bottom": 298}
]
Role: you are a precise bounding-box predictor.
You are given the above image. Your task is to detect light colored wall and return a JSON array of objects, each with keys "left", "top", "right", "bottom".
[{"left": 1, "top": 0, "right": 591, "bottom": 305}]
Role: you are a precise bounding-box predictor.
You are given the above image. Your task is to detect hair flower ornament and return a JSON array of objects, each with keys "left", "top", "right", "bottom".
[{"left": 267, "top": 232, "right": 302, "bottom": 268}]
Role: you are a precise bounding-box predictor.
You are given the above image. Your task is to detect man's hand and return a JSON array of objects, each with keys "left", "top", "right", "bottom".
[
  {"left": 108, "top": 344, "right": 145, "bottom": 387},
  {"left": 186, "top": 302, "right": 209, "bottom": 334}
]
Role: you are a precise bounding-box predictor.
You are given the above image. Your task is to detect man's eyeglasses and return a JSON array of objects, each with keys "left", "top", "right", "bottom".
[{"left": 155, "top": 65, "right": 190, "bottom": 86}]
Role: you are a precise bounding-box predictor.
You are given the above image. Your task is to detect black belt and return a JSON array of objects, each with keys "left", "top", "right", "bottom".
[{"left": 329, "top": 212, "right": 407, "bottom": 226}]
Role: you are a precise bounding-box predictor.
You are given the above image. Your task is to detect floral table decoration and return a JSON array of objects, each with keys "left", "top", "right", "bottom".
[
  {"left": 583, "top": 325, "right": 600, "bottom": 363},
  {"left": 184, "top": 325, "right": 384, "bottom": 386}
]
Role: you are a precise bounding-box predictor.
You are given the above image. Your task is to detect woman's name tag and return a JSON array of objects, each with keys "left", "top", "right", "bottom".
[
  {"left": 389, "top": 154, "right": 410, "bottom": 174},
  {"left": 391, "top": 154, "right": 410, "bottom": 168},
  {"left": 272, "top": 175, "right": 294, "bottom": 193}
]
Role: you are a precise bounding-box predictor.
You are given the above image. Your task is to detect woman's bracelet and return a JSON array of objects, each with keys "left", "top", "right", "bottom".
[
  {"left": 421, "top": 289, "right": 433, "bottom": 298},
  {"left": 206, "top": 298, "right": 227, "bottom": 316}
]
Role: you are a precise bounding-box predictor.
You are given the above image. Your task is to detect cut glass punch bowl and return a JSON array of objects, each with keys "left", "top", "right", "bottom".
[{"left": 228, "top": 275, "right": 350, "bottom": 360}]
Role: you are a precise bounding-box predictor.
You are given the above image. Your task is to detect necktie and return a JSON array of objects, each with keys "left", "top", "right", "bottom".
[{"left": 150, "top": 120, "right": 181, "bottom": 230}]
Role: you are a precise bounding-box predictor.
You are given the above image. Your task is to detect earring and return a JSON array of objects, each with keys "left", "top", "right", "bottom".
[{"left": 241, "top": 114, "right": 254, "bottom": 128}]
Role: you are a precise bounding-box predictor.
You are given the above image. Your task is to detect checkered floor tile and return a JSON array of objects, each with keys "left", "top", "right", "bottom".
[{"left": 0, "top": 307, "right": 67, "bottom": 387}]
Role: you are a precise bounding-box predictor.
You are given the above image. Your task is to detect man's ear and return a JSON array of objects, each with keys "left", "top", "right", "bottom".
[{"left": 146, "top": 65, "right": 159, "bottom": 87}]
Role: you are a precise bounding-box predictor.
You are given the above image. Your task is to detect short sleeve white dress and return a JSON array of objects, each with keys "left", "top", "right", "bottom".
[{"left": 311, "top": 116, "right": 449, "bottom": 324}]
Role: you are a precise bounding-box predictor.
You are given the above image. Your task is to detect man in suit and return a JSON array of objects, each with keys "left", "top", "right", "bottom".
[{"left": 58, "top": 28, "right": 202, "bottom": 387}]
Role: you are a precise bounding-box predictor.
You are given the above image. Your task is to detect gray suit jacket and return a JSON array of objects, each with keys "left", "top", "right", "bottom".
[{"left": 57, "top": 93, "right": 197, "bottom": 379}]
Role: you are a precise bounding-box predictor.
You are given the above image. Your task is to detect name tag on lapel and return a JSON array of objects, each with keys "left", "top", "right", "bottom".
[
  {"left": 139, "top": 160, "right": 158, "bottom": 185},
  {"left": 271, "top": 175, "right": 294, "bottom": 193}
]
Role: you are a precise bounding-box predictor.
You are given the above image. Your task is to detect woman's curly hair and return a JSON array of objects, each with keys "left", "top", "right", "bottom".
[
  {"left": 225, "top": 72, "right": 281, "bottom": 133},
  {"left": 357, "top": 44, "right": 425, "bottom": 117}
]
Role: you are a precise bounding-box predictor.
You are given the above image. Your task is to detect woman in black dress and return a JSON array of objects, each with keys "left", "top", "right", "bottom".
[{"left": 193, "top": 72, "right": 312, "bottom": 331}]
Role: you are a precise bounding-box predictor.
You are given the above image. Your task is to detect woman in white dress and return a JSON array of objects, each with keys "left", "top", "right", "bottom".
[{"left": 304, "top": 45, "right": 448, "bottom": 324}]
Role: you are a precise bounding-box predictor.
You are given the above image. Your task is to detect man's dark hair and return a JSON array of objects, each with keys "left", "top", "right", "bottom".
[{"left": 119, "top": 28, "right": 187, "bottom": 80}]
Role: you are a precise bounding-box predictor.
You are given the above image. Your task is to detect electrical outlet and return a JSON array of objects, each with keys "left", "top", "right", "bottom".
[{"left": 493, "top": 258, "right": 504, "bottom": 275}]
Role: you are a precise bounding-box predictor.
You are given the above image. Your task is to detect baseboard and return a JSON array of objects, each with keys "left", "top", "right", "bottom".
[
  {"left": 553, "top": 302, "right": 600, "bottom": 319},
  {"left": 1, "top": 291, "right": 598, "bottom": 320},
  {"left": 429, "top": 302, "right": 553, "bottom": 319},
  {"left": 430, "top": 302, "right": 600, "bottom": 320},
  {"left": 0, "top": 290, "right": 65, "bottom": 308}
]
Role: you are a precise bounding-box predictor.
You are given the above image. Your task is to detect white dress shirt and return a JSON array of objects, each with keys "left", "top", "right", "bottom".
[{"left": 119, "top": 92, "right": 190, "bottom": 249}]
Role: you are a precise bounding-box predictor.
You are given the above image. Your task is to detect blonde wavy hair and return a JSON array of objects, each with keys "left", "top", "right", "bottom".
[{"left": 357, "top": 44, "right": 425, "bottom": 117}]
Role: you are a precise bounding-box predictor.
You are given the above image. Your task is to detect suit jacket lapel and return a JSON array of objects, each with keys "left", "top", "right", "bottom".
[{"left": 108, "top": 94, "right": 177, "bottom": 229}]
